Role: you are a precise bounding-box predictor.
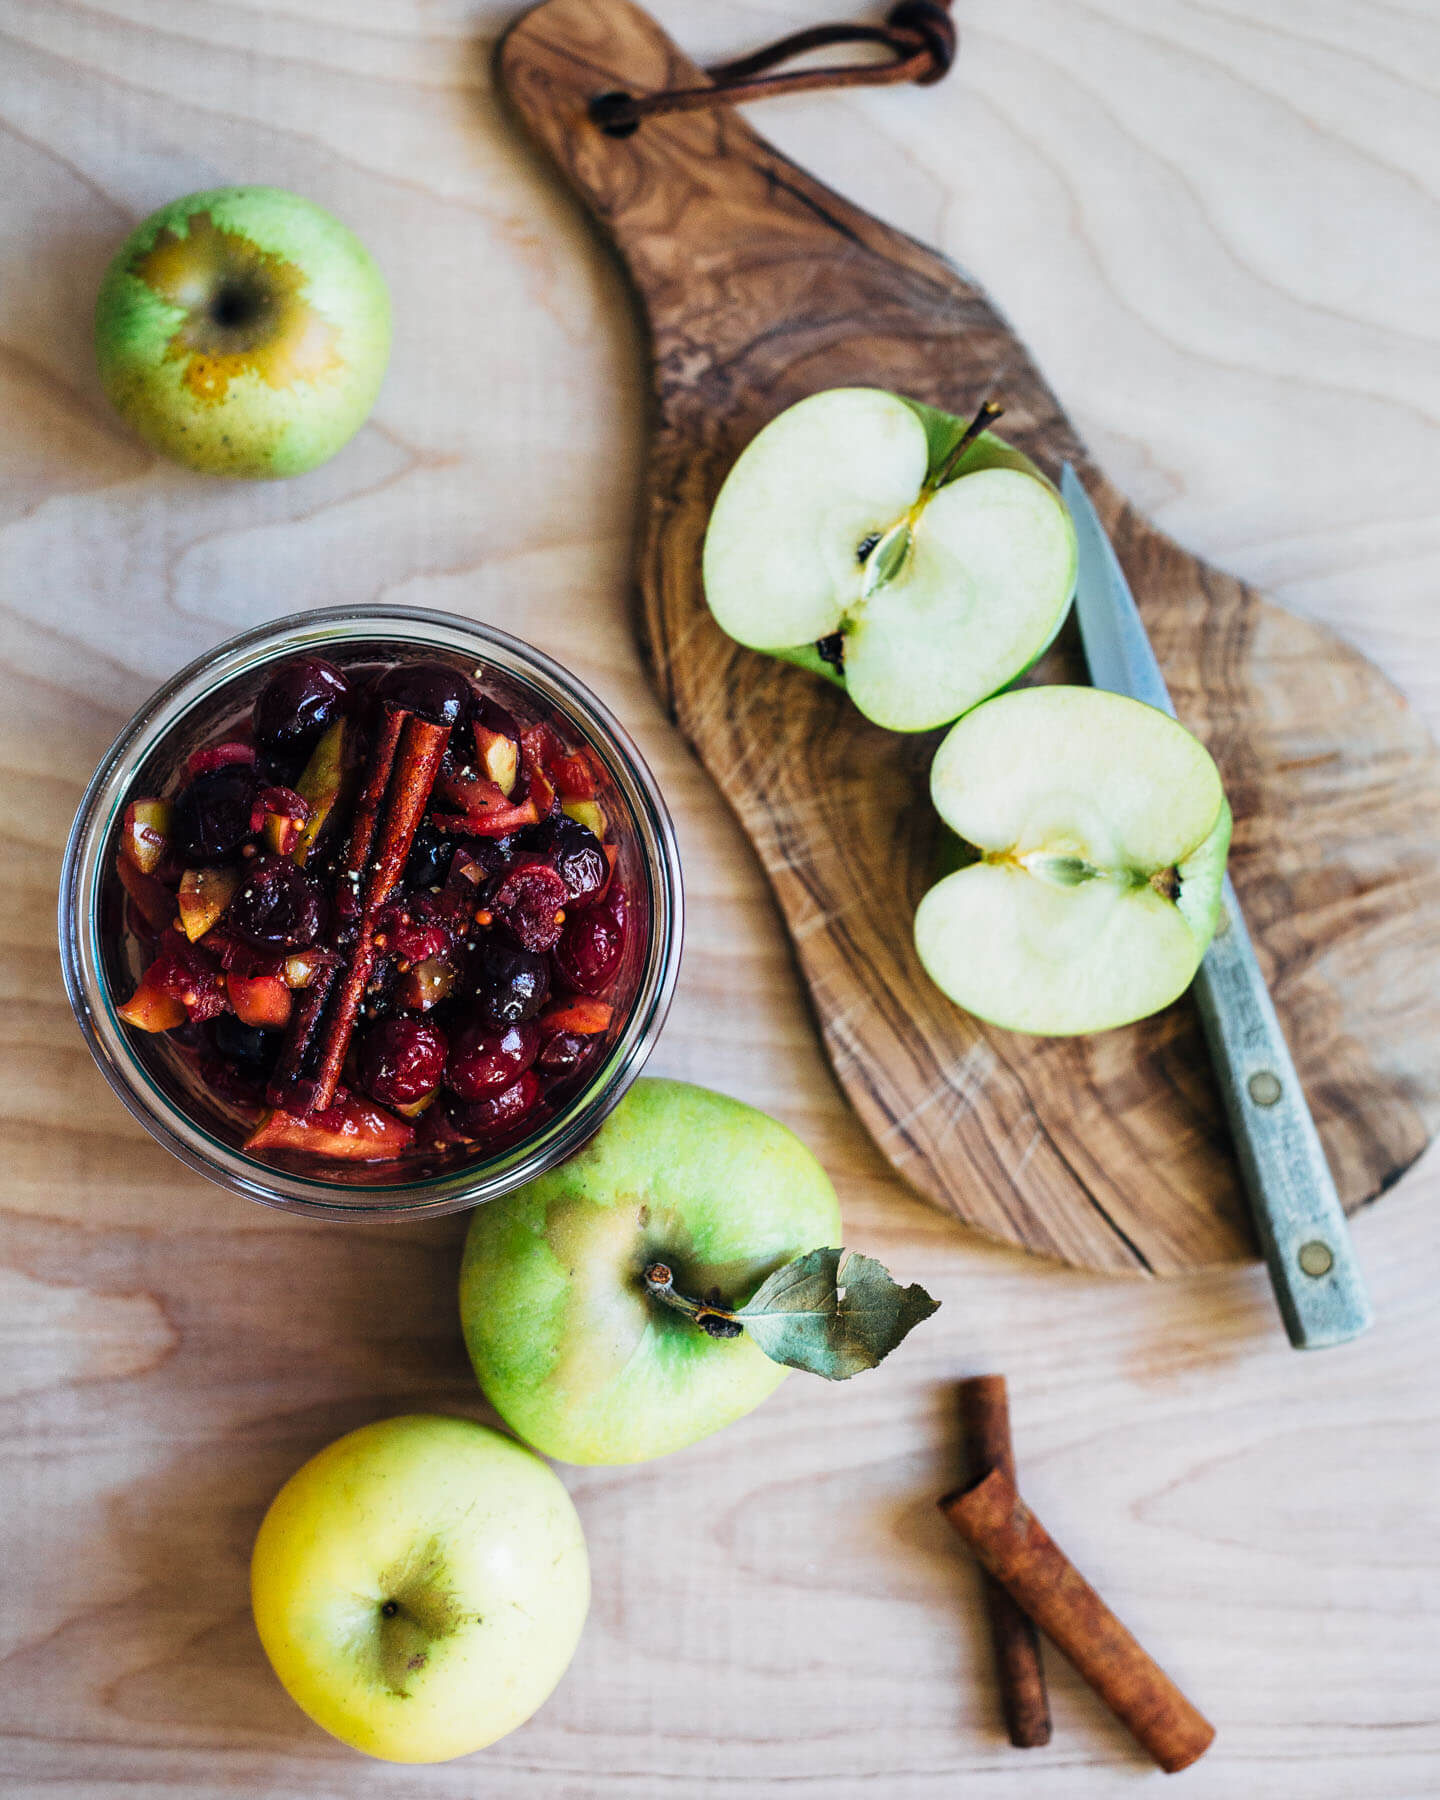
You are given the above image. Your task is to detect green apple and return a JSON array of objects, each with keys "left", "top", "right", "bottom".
[
  {"left": 250, "top": 1414, "right": 588, "bottom": 1763},
  {"left": 701, "top": 388, "right": 1077, "bottom": 731},
  {"left": 460, "top": 1077, "right": 844, "bottom": 1465},
  {"left": 914, "top": 685, "right": 1231, "bottom": 1035},
  {"left": 95, "top": 186, "right": 390, "bottom": 478}
]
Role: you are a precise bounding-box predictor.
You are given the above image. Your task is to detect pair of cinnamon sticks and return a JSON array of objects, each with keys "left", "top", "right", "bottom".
[
  {"left": 940, "top": 1375, "right": 1214, "bottom": 1774},
  {"left": 268, "top": 706, "right": 450, "bottom": 1115}
]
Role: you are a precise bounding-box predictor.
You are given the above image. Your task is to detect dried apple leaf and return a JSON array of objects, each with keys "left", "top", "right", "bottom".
[{"left": 735, "top": 1247, "right": 939, "bottom": 1380}]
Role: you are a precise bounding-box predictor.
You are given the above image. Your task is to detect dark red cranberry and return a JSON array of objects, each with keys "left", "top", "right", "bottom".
[
  {"left": 491, "top": 861, "right": 569, "bottom": 953},
  {"left": 197, "top": 1054, "right": 267, "bottom": 1110},
  {"left": 446, "top": 1018, "right": 540, "bottom": 1100},
  {"left": 253, "top": 657, "right": 350, "bottom": 754},
  {"left": 471, "top": 692, "right": 522, "bottom": 741},
  {"left": 173, "top": 768, "right": 259, "bottom": 861},
  {"left": 228, "top": 855, "right": 325, "bottom": 950},
  {"left": 553, "top": 889, "right": 627, "bottom": 995},
  {"left": 375, "top": 894, "right": 453, "bottom": 968},
  {"left": 147, "top": 933, "right": 227, "bottom": 1022},
  {"left": 373, "top": 661, "right": 471, "bottom": 727},
  {"left": 213, "top": 1012, "right": 274, "bottom": 1066},
  {"left": 446, "top": 1070, "right": 542, "bottom": 1139},
  {"left": 405, "top": 818, "right": 453, "bottom": 890},
  {"left": 527, "top": 815, "right": 607, "bottom": 903},
  {"left": 356, "top": 1017, "right": 448, "bottom": 1108},
  {"left": 470, "top": 940, "right": 550, "bottom": 1026}
]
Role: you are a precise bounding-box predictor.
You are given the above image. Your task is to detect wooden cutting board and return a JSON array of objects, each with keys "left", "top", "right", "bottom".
[{"left": 498, "top": 0, "right": 1440, "bottom": 1276}]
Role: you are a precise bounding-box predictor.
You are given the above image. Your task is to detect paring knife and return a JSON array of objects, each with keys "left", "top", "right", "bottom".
[{"left": 1060, "top": 466, "right": 1372, "bottom": 1349}]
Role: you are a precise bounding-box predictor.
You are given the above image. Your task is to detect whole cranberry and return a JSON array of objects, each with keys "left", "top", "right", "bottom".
[
  {"left": 470, "top": 692, "right": 522, "bottom": 741},
  {"left": 446, "top": 1017, "right": 540, "bottom": 1100},
  {"left": 173, "top": 768, "right": 259, "bottom": 861},
  {"left": 228, "top": 855, "right": 325, "bottom": 950},
  {"left": 553, "top": 888, "right": 627, "bottom": 995},
  {"left": 373, "top": 661, "right": 472, "bottom": 727},
  {"left": 447, "top": 1070, "right": 542, "bottom": 1139},
  {"left": 405, "top": 818, "right": 453, "bottom": 891},
  {"left": 470, "top": 940, "right": 550, "bottom": 1026},
  {"left": 253, "top": 657, "right": 350, "bottom": 754},
  {"left": 527, "top": 815, "right": 608, "bottom": 903},
  {"left": 357, "top": 1018, "right": 448, "bottom": 1108}
]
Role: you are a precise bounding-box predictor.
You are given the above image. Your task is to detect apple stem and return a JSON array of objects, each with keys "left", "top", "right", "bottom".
[
  {"left": 643, "top": 1262, "right": 744, "bottom": 1339},
  {"left": 927, "top": 398, "right": 1004, "bottom": 494}
]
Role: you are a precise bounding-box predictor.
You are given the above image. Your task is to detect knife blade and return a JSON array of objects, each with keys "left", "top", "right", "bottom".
[{"left": 1061, "top": 465, "right": 1372, "bottom": 1348}]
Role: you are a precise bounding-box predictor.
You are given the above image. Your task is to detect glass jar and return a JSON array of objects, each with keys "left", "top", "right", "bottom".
[{"left": 59, "top": 606, "right": 683, "bottom": 1219}]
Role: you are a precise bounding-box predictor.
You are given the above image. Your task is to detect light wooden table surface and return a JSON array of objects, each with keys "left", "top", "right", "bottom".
[{"left": 3, "top": 1, "right": 1438, "bottom": 1796}]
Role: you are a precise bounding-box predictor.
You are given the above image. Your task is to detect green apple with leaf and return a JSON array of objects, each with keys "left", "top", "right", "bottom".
[
  {"left": 95, "top": 186, "right": 390, "bottom": 478},
  {"left": 701, "top": 389, "right": 1077, "bottom": 731},
  {"left": 250, "top": 1414, "right": 588, "bottom": 1763},
  {"left": 914, "top": 685, "right": 1232, "bottom": 1035},
  {"left": 460, "top": 1078, "right": 938, "bottom": 1465}
]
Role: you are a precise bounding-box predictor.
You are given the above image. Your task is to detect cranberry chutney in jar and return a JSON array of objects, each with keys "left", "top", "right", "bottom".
[{"left": 97, "top": 626, "right": 665, "bottom": 1192}]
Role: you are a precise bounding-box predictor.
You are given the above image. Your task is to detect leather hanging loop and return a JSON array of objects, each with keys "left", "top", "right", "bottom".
[{"left": 588, "top": 0, "right": 957, "bottom": 136}]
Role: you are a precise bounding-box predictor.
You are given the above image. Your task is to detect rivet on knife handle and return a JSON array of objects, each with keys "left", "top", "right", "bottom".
[{"left": 1191, "top": 876, "right": 1372, "bottom": 1348}]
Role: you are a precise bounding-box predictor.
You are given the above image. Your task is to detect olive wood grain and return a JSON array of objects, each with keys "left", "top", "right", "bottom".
[{"left": 497, "top": 0, "right": 1440, "bottom": 1275}]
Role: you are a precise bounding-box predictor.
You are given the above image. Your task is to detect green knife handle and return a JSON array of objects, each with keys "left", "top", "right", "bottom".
[{"left": 1191, "top": 876, "right": 1373, "bottom": 1348}]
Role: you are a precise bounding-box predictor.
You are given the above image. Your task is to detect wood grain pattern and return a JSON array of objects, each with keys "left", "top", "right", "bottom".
[
  {"left": 499, "top": 0, "right": 1440, "bottom": 1276},
  {"left": 3, "top": 1, "right": 1440, "bottom": 1795}
]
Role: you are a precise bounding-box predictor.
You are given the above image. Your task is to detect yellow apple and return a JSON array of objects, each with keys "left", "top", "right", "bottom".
[{"left": 250, "top": 1414, "right": 589, "bottom": 1763}]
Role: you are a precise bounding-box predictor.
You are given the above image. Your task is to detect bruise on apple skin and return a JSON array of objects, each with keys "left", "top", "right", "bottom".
[{"left": 131, "top": 212, "right": 343, "bottom": 404}]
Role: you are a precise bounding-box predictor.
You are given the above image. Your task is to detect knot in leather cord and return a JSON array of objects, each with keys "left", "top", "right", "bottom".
[{"left": 588, "top": 0, "right": 957, "bottom": 136}]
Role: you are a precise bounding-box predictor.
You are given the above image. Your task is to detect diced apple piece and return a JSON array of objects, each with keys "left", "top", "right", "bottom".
[
  {"left": 227, "top": 972, "right": 293, "bottom": 1029},
  {"left": 287, "top": 718, "right": 348, "bottom": 866},
  {"left": 255, "top": 786, "right": 310, "bottom": 858},
  {"left": 117, "top": 853, "right": 180, "bottom": 934},
  {"left": 119, "top": 799, "right": 173, "bottom": 875},
  {"left": 117, "top": 969, "right": 187, "bottom": 1032},
  {"left": 562, "top": 799, "right": 607, "bottom": 840},
  {"left": 283, "top": 951, "right": 324, "bottom": 988},
  {"left": 178, "top": 865, "right": 240, "bottom": 941},
  {"left": 245, "top": 1090, "right": 415, "bottom": 1161},
  {"left": 394, "top": 957, "right": 455, "bottom": 1012},
  {"left": 394, "top": 1091, "right": 438, "bottom": 1121},
  {"left": 432, "top": 767, "right": 539, "bottom": 836},
  {"left": 474, "top": 724, "right": 519, "bottom": 797},
  {"left": 540, "top": 998, "right": 612, "bottom": 1036}
]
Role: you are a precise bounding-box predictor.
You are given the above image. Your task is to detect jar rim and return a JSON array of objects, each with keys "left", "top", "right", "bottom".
[{"left": 58, "top": 604, "right": 684, "bottom": 1218}]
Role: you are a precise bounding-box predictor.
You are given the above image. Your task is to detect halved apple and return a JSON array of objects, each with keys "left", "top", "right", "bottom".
[
  {"left": 914, "top": 686, "right": 1231, "bottom": 1035},
  {"left": 702, "top": 389, "right": 1077, "bottom": 732}
]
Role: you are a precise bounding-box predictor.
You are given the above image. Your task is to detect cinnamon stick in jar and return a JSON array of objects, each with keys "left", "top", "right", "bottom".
[
  {"left": 957, "top": 1376, "right": 1051, "bottom": 1748},
  {"left": 939, "top": 1468, "right": 1215, "bottom": 1773},
  {"left": 268, "top": 707, "right": 449, "bottom": 1115},
  {"left": 306, "top": 711, "right": 451, "bottom": 1112}
]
